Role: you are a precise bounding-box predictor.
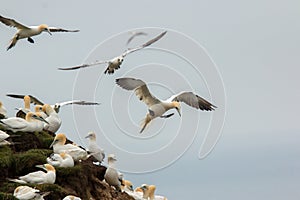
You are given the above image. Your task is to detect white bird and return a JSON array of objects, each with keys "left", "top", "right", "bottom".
[
  {"left": 6, "top": 93, "right": 100, "bottom": 113},
  {"left": 58, "top": 31, "right": 167, "bottom": 74},
  {"left": 85, "top": 131, "right": 105, "bottom": 163},
  {"left": 126, "top": 31, "right": 148, "bottom": 46},
  {"left": 62, "top": 195, "right": 82, "bottom": 200},
  {"left": 139, "top": 184, "right": 168, "bottom": 200},
  {"left": 104, "top": 154, "right": 122, "bottom": 192},
  {"left": 0, "top": 130, "right": 11, "bottom": 146},
  {"left": 0, "top": 15, "right": 79, "bottom": 50},
  {"left": 8, "top": 164, "right": 56, "bottom": 184},
  {"left": 115, "top": 77, "right": 217, "bottom": 133},
  {"left": 0, "top": 112, "right": 49, "bottom": 133},
  {"left": 121, "top": 180, "right": 144, "bottom": 200},
  {"left": 50, "top": 133, "right": 88, "bottom": 161},
  {"left": 46, "top": 152, "right": 74, "bottom": 168},
  {"left": 42, "top": 104, "right": 62, "bottom": 133},
  {"left": 0, "top": 101, "right": 7, "bottom": 119},
  {"left": 13, "top": 185, "right": 50, "bottom": 200}
]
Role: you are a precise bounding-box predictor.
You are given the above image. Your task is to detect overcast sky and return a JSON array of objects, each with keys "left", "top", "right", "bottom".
[{"left": 1, "top": 1, "right": 300, "bottom": 199}]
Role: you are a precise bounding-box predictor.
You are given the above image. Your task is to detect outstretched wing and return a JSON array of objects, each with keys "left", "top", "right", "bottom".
[
  {"left": 57, "top": 100, "right": 100, "bottom": 107},
  {"left": 171, "top": 92, "right": 217, "bottom": 111},
  {"left": 48, "top": 27, "right": 79, "bottom": 32},
  {"left": 126, "top": 31, "right": 148, "bottom": 45},
  {"left": 122, "top": 31, "right": 167, "bottom": 57},
  {"left": 0, "top": 15, "right": 29, "bottom": 29},
  {"left": 58, "top": 60, "right": 109, "bottom": 71},
  {"left": 116, "top": 77, "right": 161, "bottom": 107},
  {"left": 6, "top": 94, "right": 44, "bottom": 105}
]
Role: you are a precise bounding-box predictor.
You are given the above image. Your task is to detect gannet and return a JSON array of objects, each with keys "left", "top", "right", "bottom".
[
  {"left": 42, "top": 104, "right": 62, "bottom": 133},
  {"left": 139, "top": 184, "right": 168, "bottom": 200},
  {"left": 58, "top": 31, "right": 167, "bottom": 74},
  {"left": 104, "top": 154, "right": 122, "bottom": 192},
  {"left": 85, "top": 131, "right": 105, "bottom": 163},
  {"left": 0, "top": 15, "right": 79, "bottom": 50},
  {"left": 0, "top": 130, "right": 11, "bottom": 146},
  {"left": 0, "top": 112, "right": 48, "bottom": 133},
  {"left": 13, "top": 185, "right": 50, "bottom": 200},
  {"left": 46, "top": 152, "right": 74, "bottom": 168},
  {"left": 126, "top": 31, "right": 148, "bottom": 46},
  {"left": 34, "top": 105, "right": 48, "bottom": 119},
  {"left": 7, "top": 93, "right": 100, "bottom": 113},
  {"left": 9, "top": 164, "right": 56, "bottom": 184},
  {"left": 62, "top": 195, "right": 82, "bottom": 200},
  {"left": 50, "top": 133, "right": 88, "bottom": 161},
  {"left": 116, "top": 77, "right": 217, "bottom": 133},
  {"left": 121, "top": 180, "right": 144, "bottom": 200},
  {"left": 0, "top": 101, "right": 7, "bottom": 119}
]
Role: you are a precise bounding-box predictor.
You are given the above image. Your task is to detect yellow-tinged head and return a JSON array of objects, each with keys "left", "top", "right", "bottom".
[
  {"left": 24, "top": 95, "right": 31, "bottom": 109},
  {"left": 42, "top": 104, "right": 54, "bottom": 114},
  {"left": 172, "top": 101, "right": 181, "bottom": 117},
  {"left": 59, "top": 152, "right": 66, "bottom": 159},
  {"left": 38, "top": 24, "right": 52, "bottom": 35},
  {"left": 149, "top": 185, "right": 156, "bottom": 200},
  {"left": 50, "top": 133, "right": 67, "bottom": 148},
  {"left": 35, "top": 105, "right": 43, "bottom": 112},
  {"left": 122, "top": 180, "right": 134, "bottom": 191},
  {"left": 44, "top": 164, "right": 55, "bottom": 172}
]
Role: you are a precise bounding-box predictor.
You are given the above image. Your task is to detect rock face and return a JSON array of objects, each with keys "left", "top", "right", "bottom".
[{"left": 0, "top": 129, "right": 134, "bottom": 200}]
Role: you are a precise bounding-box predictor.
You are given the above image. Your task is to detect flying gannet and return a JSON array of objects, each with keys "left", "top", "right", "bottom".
[
  {"left": 8, "top": 164, "right": 56, "bottom": 184},
  {"left": 0, "top": 15, "right": 79, "bottom": 50},
  {"left": 6, "top": 93, "right": 100, "bottom": 113},
  {"left": 115, "top": 77, "right": 217, "bottom": 133},
  {"left": 58, "top": 31, "right": 167, "bottom": 74}
]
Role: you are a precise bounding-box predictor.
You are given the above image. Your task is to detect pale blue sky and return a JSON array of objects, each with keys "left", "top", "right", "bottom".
[{"left": 0, "top": 1, "right": 300, "bottom": 199}]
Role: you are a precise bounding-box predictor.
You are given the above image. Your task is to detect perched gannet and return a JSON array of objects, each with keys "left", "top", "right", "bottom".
[
  {"left": 58, "top": 31, "right": 167, "bottom": 74},
  {"left": 7, "top": 93, "right": 99, "bottom": 113},
  {"left": 0, "top": 101, "right": 7, "bottom": 119},
  {"left": 104, "top": 154, "right": 122, "bottom": 192},
  {"left": 62, "top": 195, "right": 82, "bottom": 200},
  {"left": 42, "top": 104, "right": 62, "bottom": 133},
  {"left": 34, "top": 105, "right": 48, "bottom": 119},
  {"left": 121, "top": 180, "right": 144, "bottom": 200},
  {"left": 126, "top": 31, "right": 148, "bottom": 46},
  {"left": 116, "top": 77, "right": 217, "bottom": 133},
  {"left": 0, "top": 15, "right": 79, "bottom": 50},
  {"left": 9, "top": 164, "right": 56, "bottom": 184},
  {"left": 139, "top": 184, "right": 168, "bottom": 200},
  {"left": 50, "top": 133, "right": 88, "bottom": 161},
  {"left": 85, "top": 131, "right": 105, "bottom": 163},
  {"left": 13, "top": 185, "right": 50, "bottom": 200},
  {"left": 0, "top": 130, "right": 11, "bottom": 146},
  {"left": 13, "top": 95, "right": 31, "bottom": 119},
  {"left": 0, "top": 112, "right": 48, "bottom": 133},
  {"left": 46, "top": 152, "right": 74, "bottom": 168}
]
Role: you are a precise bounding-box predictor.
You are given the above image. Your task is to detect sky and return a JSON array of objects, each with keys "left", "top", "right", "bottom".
[{"left": 1, "top": 1, "right": 300, "bottom": 199}]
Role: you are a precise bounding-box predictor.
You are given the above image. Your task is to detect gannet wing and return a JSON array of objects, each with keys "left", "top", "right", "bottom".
[
  {"left": 6, "top": 94, "right": 44, "bottom": 105},
  {"left": 58, "top": 60, "right": 109, "bottom": 71},
  {"left": 116, "top": 77, "right": 161, "bottom": 107},
  {"left": 48, "top": 27, "right": 79, "bottom": 32},
  {"left": 0, "top": 15, "right": 29, "bottom": 30},
  {"left": 170, "top": 92, "right": 217, "bottom": 111},
  {"left": 1, "top": 118, "right": 27, "bottom": 129},
  {"left": 20, "top": 171, "right": 45, "bottom": 183},
  {"left": 57, "top": 100, "right": 100, "bottom": 107},
  {"left": 126, "top": 31, "right": 148, "bottom": 45},
  {"left": 122, "top": 31, "right": 167, "bottom": 57}
]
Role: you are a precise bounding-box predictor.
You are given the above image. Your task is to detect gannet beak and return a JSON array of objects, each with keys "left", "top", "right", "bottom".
[
  {"left": 85, "top": 135, "right": 90, "bottom": 139},
  {"left": 176, "top": 107, "right": 181, "bottom": 117},
  {"left": 49, "top": 140, "right": 57, "bottom": 148},
  {"left": 46, "top": 29, "right": 52, "bottom": 35},
  {"left": 129, "top": 186, "right": 134, "bottom": 191},
  {"left": 35, "top": 164, "right": 46, "bottom": 170},
  {"left": 33, "top": 115, "right": 49, "bottom": 124}
]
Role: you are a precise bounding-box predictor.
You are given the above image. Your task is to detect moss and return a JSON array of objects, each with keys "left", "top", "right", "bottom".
[
  {"left": 13, "top": 149, "right": 50, "bottom": 174},
  {"left": 0, "top": 146, "right": 13, "bottom": 168},
  {"left": 0, "top": 192, "right": 17, "bottom": 200},
  {"left": 34, "top": 131, "right": 54, "bottom": 148}
]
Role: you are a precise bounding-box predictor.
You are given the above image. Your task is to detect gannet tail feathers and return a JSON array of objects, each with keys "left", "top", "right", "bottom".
[
  {"left": 140, "top": 114, "right": 152, "bottom": 133},
  {"left": 7, "top": 35, "right": 18, "bottom": 51},
  {"left": 7, "top": 178, "right": 27, "bottom": 184}
]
